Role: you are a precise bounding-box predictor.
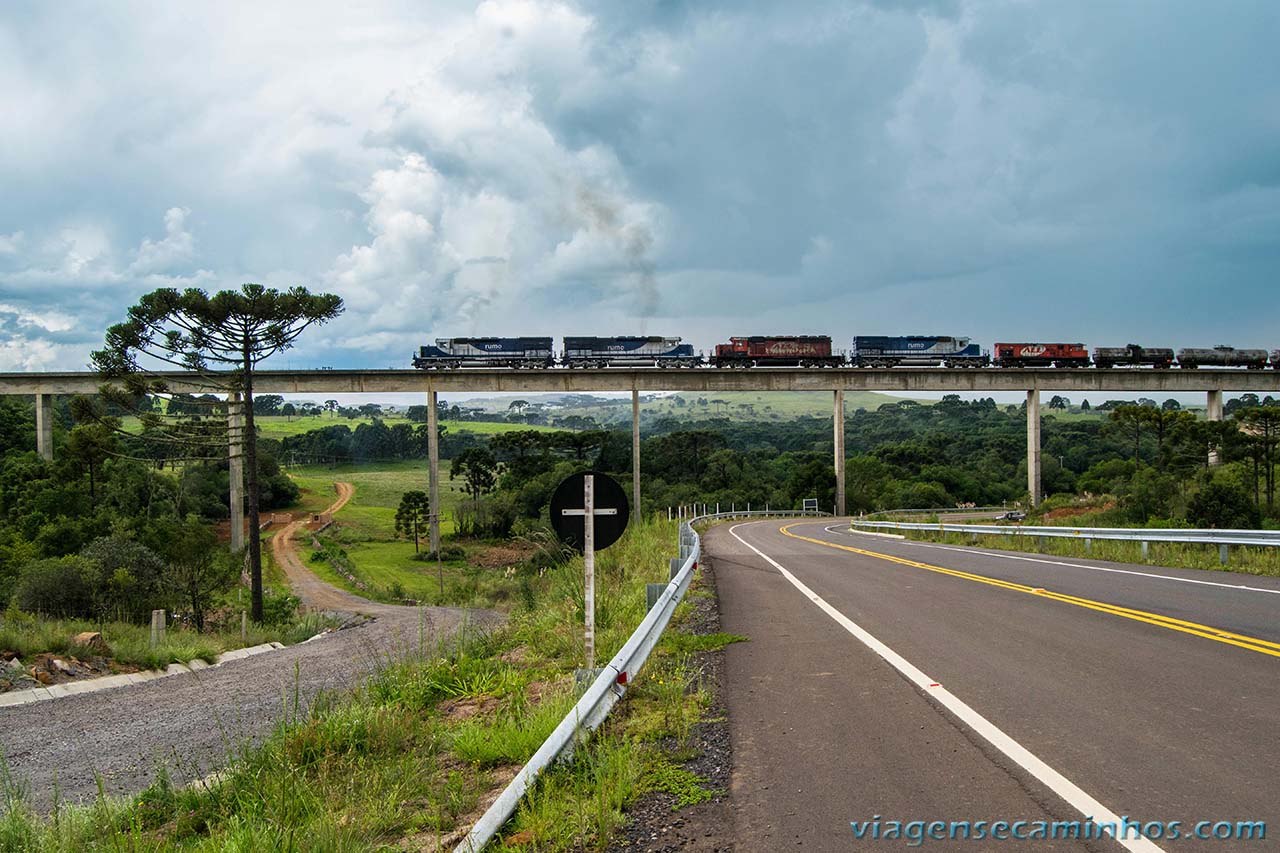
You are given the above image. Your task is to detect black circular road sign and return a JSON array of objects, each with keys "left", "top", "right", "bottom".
[{"left": 550, "top": 470, "right": 630, "bottom": 552}]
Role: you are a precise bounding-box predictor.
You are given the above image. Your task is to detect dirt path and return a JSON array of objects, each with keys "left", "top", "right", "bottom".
[{"left": 271, "top": 482, "right": 383, "bottom": 612}]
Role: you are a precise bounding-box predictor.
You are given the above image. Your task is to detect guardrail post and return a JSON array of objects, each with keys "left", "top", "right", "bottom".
[
  {"left": 1219, "top": 544, "right": 1229, "bottom": 565},
  {"left": 1084, "top": 538, "right": 1092, "bottom": 555},
  {"left": 1140, "top": 541, "right": 1149, "bottom": 560},
  {"left": 646, "top": 583, "right": 666, "bottom": 611},
  {"left": 670, "top": 558, "right": 682, "bottom": 580}
]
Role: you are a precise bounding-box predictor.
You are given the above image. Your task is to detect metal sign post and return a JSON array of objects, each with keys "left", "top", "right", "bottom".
[{"left": 552, "top": 471, "right": 627, "bottom": 671}]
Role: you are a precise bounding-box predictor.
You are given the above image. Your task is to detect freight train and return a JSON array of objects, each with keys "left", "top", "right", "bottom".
[{"left": 411, "top": 336, "right": 1280, "bottom": 369}]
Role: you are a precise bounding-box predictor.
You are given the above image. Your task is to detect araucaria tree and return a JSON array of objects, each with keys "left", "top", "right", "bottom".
[
  {"left": 92, "top": 284, "right": 343, "bottom": 622},
  {"left": 395, "top": 490, "right": 431, "bottom": 553}
]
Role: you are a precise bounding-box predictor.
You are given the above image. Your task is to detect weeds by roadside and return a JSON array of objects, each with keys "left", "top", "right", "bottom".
[{"left": 0, "top": 516, "right": 728, "bottom": 853}]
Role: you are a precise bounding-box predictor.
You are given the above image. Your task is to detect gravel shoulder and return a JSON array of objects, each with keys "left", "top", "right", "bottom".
[
  {"left": 0, "top": 604, "right": 497, "bottom": 812},
  {"left": 1, "top": 482, "right": 500, "bottom": 814},
  {"left": 608, "top": 546, "right": 735, "bottom": 853}
]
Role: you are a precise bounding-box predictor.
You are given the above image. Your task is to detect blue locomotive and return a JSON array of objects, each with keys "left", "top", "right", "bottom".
[
  {"left": 413, "top": 337, "right": 554, "bottom": 369},
  {"left": 562, "top": 336, "right": 700, "bottom": 368},
  {"left": 848, "top": 336, "right": 989, "bottom": 367}
]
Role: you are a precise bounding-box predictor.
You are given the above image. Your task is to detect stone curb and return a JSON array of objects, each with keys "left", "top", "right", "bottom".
[{"left": 0, "top": 641, "right": 292, "bottom": 709}]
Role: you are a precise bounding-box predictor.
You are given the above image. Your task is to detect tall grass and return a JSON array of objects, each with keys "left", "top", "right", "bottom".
[
  {"left": 0, "top": 517, "right": 714, "bottom": 852},
  {"left": 0, "top": 609, "right": 340, "bottom": 672}
]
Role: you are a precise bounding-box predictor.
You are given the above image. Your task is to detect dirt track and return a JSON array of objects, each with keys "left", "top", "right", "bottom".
[{"left": 270, "top": 481, "right": 381, "bottom": 612}]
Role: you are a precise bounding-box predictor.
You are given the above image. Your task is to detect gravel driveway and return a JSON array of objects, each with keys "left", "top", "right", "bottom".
[{"left": 0, "top": 603, "right": 498, "bottom": 813}]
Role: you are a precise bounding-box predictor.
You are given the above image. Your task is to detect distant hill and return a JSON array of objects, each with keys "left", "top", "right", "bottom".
[{"left": 456, "top": 390, "right": 929, "bottom": 426}]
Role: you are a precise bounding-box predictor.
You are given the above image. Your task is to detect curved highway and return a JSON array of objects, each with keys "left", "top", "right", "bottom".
[{"left": 706, "top": 520, "right": 1280, "bottom": 851}]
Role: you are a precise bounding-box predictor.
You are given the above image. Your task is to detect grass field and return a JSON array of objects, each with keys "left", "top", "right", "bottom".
[
  {"left": 283, "top": 460, "right": 518, "bottom": 605},
  {"left": 120, "top": 414, "right": 563, "bottom": 439}
]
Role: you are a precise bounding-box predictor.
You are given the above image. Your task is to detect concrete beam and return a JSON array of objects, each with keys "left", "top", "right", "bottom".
[
  {"left": 5, "top": 368, "right": 1280, "bottom": 396},
  {"left": 1207, "top": 389, "right": 1224, "bottom": 466},
  {"left": 1027, "top": 388, "right": 1041, "bottom": 506},
  {"left": 632, "top": 390, "right": 641, "bottom": 520},
  {"left": 833, "top": 389, "right": 845, "bottom": 516},
  {"left": 228, "top": 393, "right": 245, "bottom": 552},
  {"left": 427, "top": 388, "right": 440, "bottom": 555},
  {"left": 35, "top": 393, "right": 54, "bottom": 461}
]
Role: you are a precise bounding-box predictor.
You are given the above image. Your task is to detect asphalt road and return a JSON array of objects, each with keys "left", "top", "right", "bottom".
[{"left": 707, "top": 520, "right": 1280, "bottom": 852}]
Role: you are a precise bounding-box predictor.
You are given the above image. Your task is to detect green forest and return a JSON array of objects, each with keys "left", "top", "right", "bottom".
[{"left": 4, "top": 391, "right": 1279, "bottom": 623}]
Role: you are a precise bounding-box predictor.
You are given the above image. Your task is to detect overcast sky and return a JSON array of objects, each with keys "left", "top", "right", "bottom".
[{"left": 2, "top": 0, "right": 1278, "bottom": 373}]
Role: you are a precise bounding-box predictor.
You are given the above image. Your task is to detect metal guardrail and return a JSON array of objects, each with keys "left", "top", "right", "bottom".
[
  {"left": 454, "top": 509, "right": 828, "bottom": 853},
  {"left": 851, "top": 519, "right": 1280, "bottom": 562}
]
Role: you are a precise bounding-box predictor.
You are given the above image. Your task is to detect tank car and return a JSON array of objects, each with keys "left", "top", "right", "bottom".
[
  {"left": 993, "top": 343, "right": 1089, "bottom": 368},
  {"left": 1176, "top": 345, "right": 1269, "bottom": 369},
  {"left": 712, "top": 335, "right": 843, "bottom": 367},
  {"left": 562, "top": 336, "right": 700, "bottom": 368},
  {"left": 1092, "top": 344, "right": 1175, "bottom": 369},
  {"left": 849, "top": 336, "right": 988, "bottom": 368},
  {"left": 1272, "top": 351, "right": 1280, "bottom": 369},
  {"left": 412, "top": 337, "right": 554, "bottom": 369}
]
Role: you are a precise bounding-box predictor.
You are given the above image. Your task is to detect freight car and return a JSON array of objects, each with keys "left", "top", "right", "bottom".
[
  {"left": 412, "top": 337, "right": 554, "bottom": 369},
  {"left": 849, "top": 336, "right": 988, "bottom": 367},
  {"left": 1273, "top": 350, "right": 1280, "bottom": 369},
  {"left": 993, "top": 342, "right": 1090, "bottom": 368},
  {"left": 1092, "top": 344, "right": 1175, "bottom": 369},
  {"left": 562, "top": 336, "right": 700, "bottom": 368},
  {"left": 1176, "top": 345, "right": 1270, "bottom": 369},
  {"left": 712, "top": 335, "right": 842, "bottom": 367}
]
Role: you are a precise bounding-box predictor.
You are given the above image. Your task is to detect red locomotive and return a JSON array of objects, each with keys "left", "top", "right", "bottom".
[
  {"left": 993, "top": 342, "right": 1090, "bottom": 368},
  {"left": 712, "top": 335, "right": 843, "bottom": 367}
]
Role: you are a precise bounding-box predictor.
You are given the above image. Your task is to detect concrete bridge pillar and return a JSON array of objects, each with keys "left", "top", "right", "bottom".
[
  {"left": 1206, "top": 389, "right": 1224, "bottom": 466},
  {"left": 427, "top": 388, "right": 441, "bottom": 555},
  {"left": 35, "top": 393, "right": 54, "bottom": 461},
  {"left": 227, "top": 393, "right": 245, "bottom": 553},
  {"left": 632, "top": 390, "right": 641, "bottom": 519},
  {"left": 1026, "top": 388, "right": 1041, "bottom": 506},
  {"left": 834, "top": 389, "right": 846, "bottom": 516}
]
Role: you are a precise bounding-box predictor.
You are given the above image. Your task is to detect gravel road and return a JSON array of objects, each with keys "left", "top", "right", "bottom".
[{"left": 0, "top": 484, "right": 500, "bottom": 813}]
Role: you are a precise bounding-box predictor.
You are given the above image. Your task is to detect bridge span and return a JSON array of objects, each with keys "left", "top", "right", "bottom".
[{"left": 3, "top": 367, "right": 1276, "bottom": 551}]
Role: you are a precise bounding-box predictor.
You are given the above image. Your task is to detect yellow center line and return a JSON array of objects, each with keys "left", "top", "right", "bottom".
[{"left": 778, "top": 523, "right": 1280, "bottom": 660}]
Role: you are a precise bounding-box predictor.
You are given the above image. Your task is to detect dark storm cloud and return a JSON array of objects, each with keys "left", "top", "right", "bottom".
[{"left": 1, "top": 0, "right": 1278, "bottom": 370}]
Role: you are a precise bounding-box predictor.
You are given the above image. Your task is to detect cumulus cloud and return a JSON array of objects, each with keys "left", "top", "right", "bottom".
[{"left": 2, "top": 0, "right": 1278, "bottom": 371}]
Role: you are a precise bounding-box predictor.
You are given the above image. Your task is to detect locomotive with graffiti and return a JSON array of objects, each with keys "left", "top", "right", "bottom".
[{"left": 412, "top": 335, "right": 1280, "bottom": 369}]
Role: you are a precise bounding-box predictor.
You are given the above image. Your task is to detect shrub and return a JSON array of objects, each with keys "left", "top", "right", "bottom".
[
  {"left": 14, "top": 557, "right": 96, "bottom": 618},
  {"left": 1188, "top": 482, "right": 1260, "bottom": 529}
]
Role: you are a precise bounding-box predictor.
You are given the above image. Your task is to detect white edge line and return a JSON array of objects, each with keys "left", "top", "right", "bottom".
[
  {"left": 838, "top": 527, "right": 1280, "bottom": 596},
  {"left": 828, "top": 524, "right": 903, "bottom": 539},
  {"left": 728, "top": 521, "right": 1166, "bottom": 853}
]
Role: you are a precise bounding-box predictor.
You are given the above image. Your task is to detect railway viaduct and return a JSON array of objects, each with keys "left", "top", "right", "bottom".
[{"left": 4, "top": 367, "right": 1280, "bottom": 551}]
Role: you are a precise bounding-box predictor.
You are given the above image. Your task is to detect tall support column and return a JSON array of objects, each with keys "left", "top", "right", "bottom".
[
  {"left": 228, "top": 393, "right": 245, "bottom": 553},
  {"left": 427, "top": 388, "right": 441, "bottom": 555},
  {"left": 35, "top": 393, "right": 54, "bottom": 461},
  {"left": 1207, "top": 389, "right": 1224, "bottom": 466},
  {"left": 833, "top": 389, "right": 845, "bottom": 516},
  {"left": 1027, "top": 388, "right": 1042, "bottom": 506},
  {"left": 632, "top": 390, "right": 641, "bottom": 520}
]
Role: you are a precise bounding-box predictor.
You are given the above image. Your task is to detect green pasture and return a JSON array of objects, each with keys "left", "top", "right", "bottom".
[{"left": 120, "top": 414, "right": 563, "bottom": 439}]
